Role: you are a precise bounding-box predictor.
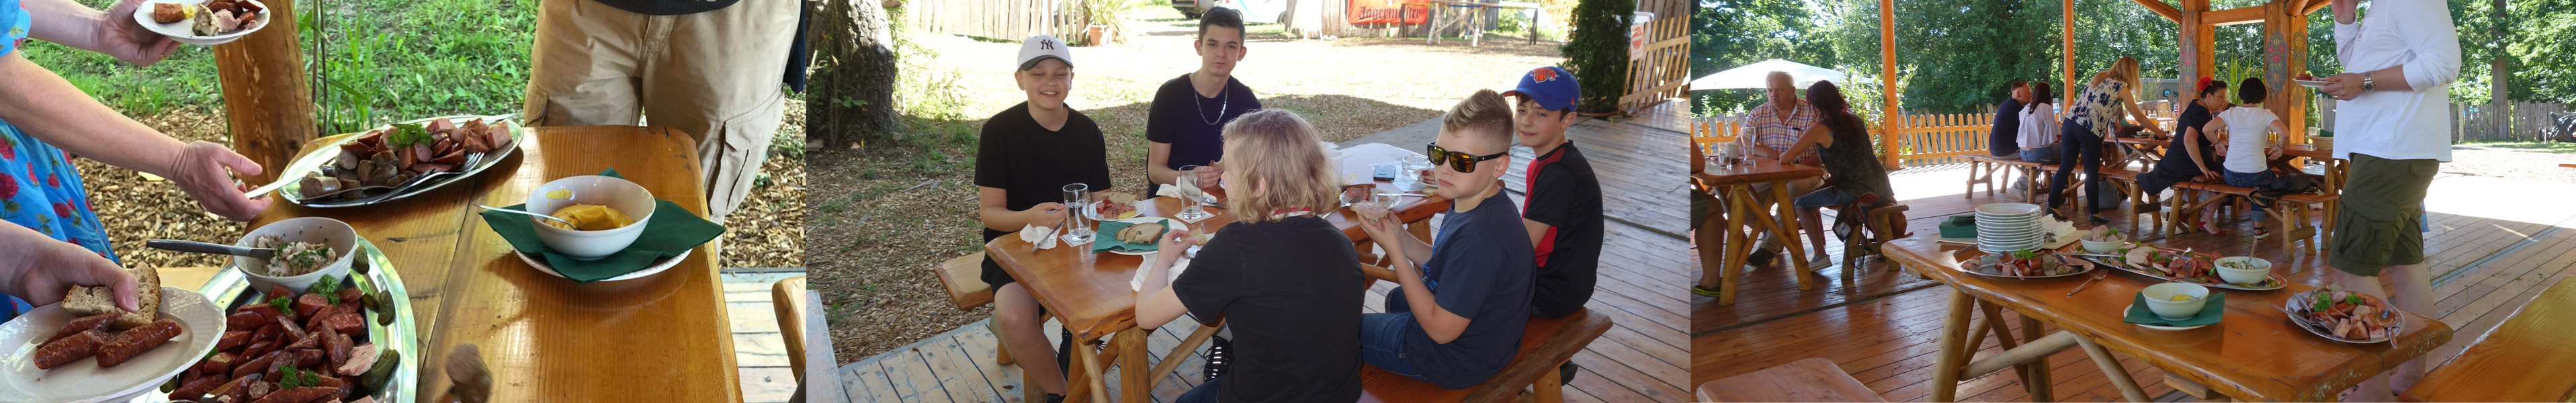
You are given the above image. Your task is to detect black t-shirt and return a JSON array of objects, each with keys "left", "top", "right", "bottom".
[
  {"left": 1172, "top": 216, "right": 1365, "bottom": 403},
  {"left": 975, "top": 102, "right": 1115, "bottom": 281},
  {"left": 1989, "top": 99, "right": 2024, "bottom": 156},
  {"left": 586, "top": 0, "right": 736, "bottom": 15},
  {"left": 1145, "top": 75, "right": 1262, "bottom": 195},
  {"left": 1398, "top": 195, "right": 1535, "bottom": 389},
  {"left": 2143, "top": 102, "right": 2220, "bottom": 195},
  {"left": 1521, "top": 142, "right": 1602, "bottom": 319}
]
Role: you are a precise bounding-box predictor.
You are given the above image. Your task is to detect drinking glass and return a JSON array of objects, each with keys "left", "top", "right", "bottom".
[
  {"left": 1061, "top": 183, "right": 1094, "bottom": 244},
  {"left": 1175, "top": 165, "right": 1214, "bottom": 222},
  {"left": 1397, "top": 156, "right": 1430, "bottom": 191},
  {"left": 1373, "top": 189, "right": 1402, "bottom": 216}
]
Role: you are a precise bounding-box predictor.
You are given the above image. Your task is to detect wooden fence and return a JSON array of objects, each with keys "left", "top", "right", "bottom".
[
  {"left": 901, "top": 0, "right": 1078, "bottom": 42},
  {"left": 1618, "top": 5, "right": 1690, "bottom": 115},
  {"left": 2452, "top": 101, "right": 2569, "bottom": 142},
  {"left": 1690, "top": 112, "right": 2002, "bottom": 167}
]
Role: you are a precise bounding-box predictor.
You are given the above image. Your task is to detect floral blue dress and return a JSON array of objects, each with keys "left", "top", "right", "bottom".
[{"left": 3, "top": 0, "right": 122, "bottom": 320}]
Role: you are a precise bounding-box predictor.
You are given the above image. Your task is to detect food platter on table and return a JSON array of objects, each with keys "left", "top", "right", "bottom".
[
  {"left": 1103, "top": 216, "right": 1186, "bottom": 256},
  {"left": 131, "top": 0, "right": 270, "bottom": 46},
  {"left": 2070, "top": 244, "right": 2288, "bottom": 290},
  {"left": 180, "top": 237, "right": 419, "bottom": 403},
  {"left": 1962, "top": 250, "right": 2096, "bottom": 279},
  {"left": 0, "top": 287, "right": 223, "bottom": 403},
  {"left": 272, "top": 115, "right": 527, "bottom": 208},
  {"left": 2280, "top": 285, "right": 2404, "bottom": 344}
]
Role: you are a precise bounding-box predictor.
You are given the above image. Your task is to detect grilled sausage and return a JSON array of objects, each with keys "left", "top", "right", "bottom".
[
  {"left": 250, "top": 386, "right": 338, "bottom": 403},
  {"left": 217, "top": 330, "right": 254, "bottom": 352},
  {"left": 171, "top": 372, "right": 231, "bottom": 400},
  {"left": 96, "top": 318, "right": 183, "bottom": 367},
  {"left": 34, "top": 329, "right": 108, "bottom": 369},
  {"left": 233, "top": 350, "right": 284, "bottom": 379},
  {"left": 48, "top": 312, "right": 120, "bottom": 344}
]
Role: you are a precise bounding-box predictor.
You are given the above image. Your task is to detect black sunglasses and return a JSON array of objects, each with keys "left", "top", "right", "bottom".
[{"left": 1425, "top": 142, "right": 1508, "bottom": 173}]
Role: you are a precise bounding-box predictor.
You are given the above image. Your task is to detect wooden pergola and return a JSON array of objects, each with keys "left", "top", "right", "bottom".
[{"left": 1869, "top": 0, "right": 2333, "bottom": 166}]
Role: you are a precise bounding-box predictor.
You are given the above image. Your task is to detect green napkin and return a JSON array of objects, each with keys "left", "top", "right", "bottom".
[
  {"left": 2124, "top": 292, "right": 2227, "bottom": 326},
  {"left": 478, "top": 169, "right": 725, "bottom": 283},
  {"left": 1089, "top": 220, "right": 1164, "bottom": 254}
]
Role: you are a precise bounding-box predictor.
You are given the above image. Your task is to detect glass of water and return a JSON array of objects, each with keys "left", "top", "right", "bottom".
[
  {"left": 1175, "top": 165, "right": 1214, "bottom": 222},
  {"left": 1396, "top": 156, "right": 1430, "bottom": 191},
  {"left": 1061, "top": 183, "right": 1093, "bottom": 244}
]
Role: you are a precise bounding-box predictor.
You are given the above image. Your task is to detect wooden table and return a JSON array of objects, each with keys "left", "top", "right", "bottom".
[
  {"left": 1880, "top": 234, "right": 2452, "bottom": 402},
  {"left": 2401, "top": 275, "right": 2576, "bottom": 402},
  {"left": 250, "top": 126, "right": 740, "bottom": 402},
  {"left": 1690, "top": 156, "right": 1826, "bottom": 306},
  {"left": 986, "top": 183, "right": 1451, "bottom": 403},
  {"left": 2108, "top": 136, "right": 2165, "bottom": 171}
]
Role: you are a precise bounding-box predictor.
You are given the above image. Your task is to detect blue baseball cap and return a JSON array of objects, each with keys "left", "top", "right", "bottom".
[{"left": 1502, "top": 66, "right": 1579, "bottom": 111}]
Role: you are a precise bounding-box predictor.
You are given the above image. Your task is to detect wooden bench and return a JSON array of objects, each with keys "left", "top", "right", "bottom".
[
  {"left": 2401, "top": 275, "right": 2576, "bottom": 402},
  {"left": 1355, "top": 308, "right": 1613, "bottom": 403},
  {"left": 2165, "top": 180, "right": 2339, "bottom": 255},
  {"left": 1695, "top": 357, "right": 1885, "bottom": 402},
  {"left": 1828, "top": 204, "right": 1909, "bottom": 276}
]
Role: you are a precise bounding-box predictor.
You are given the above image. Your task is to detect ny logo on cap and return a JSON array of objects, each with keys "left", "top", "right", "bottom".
[
  {"left": 1531, "top": 67, "right": 1559, "bottom": 82},
  {"left": 1040, "top": 38, "right": 1056, "bottom": 50}
]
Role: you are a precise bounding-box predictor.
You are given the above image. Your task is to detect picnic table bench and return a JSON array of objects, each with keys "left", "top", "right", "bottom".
[
  {"left": 1353, "top": 258, "right": 1611, "bottom": 403},
  {"left": 2162, "top": 180, "right": 2339, "bottom": 255},
  {"left": 2401, "top": 275, "right": 2576, "bottom": 402},
  {"left": 1694, "top": 357, "right": 1886, "bottom": 402}
]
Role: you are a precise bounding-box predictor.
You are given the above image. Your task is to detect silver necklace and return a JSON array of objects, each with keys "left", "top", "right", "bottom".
[{"left": 1192, "top": 76, "right": 1230, "bottom": 126}]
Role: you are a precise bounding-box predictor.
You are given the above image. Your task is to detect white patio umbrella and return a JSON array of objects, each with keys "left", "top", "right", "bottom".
[{"left": 1690, "top": 59, "right": 1852, "bottom": 90}]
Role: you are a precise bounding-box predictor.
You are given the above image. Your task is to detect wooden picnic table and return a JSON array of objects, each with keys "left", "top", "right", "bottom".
[
  {"left": 2107, "top": 136, "right": 2165, "bottom": 171},
  {"left": 1691, "top": 156, "right": 1826, "bottom": 306},
  {"left": 2401, "top": 275, "right": 2576, "bottom": 402},
  {"left": 986, "top": 179, "right": 1451, "bottom": 402},
  {"left": 1880, "top": 234, "right": 2452, "bottom": 402},
  {"left": 1420, "top": 0, "right": 1542, "bottom": 46},
  {"left": 248, "top": 126, "right": 740, "bottom": 402}
]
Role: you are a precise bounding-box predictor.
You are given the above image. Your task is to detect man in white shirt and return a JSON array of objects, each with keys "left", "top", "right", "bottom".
[{"left": 2315, "top": 0, "right": 2460, "bottom": 399}]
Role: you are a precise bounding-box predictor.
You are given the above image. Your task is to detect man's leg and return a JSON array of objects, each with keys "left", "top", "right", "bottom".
[
  {"left": 994, "top": 284, "right": 1068, "bottom": 395},
  {"left": 645, "top": 0, "right": 799, "bottom": 222},
  {"left": 521, "top": 0, "right": 644, "bottom": 127}
]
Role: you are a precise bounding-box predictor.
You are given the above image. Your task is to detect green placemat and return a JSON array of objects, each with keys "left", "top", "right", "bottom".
[
  {"left": 478, "top": 169, "right": 722, "bottom": 283},
  {"left": 1089, "top": 220, "right": 1165, "bottom": 254},
  {"left": 2124, "top": 292, "right": 2226, "bottom": 326}
]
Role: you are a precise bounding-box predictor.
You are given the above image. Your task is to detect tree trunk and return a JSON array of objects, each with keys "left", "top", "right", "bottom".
[{"left": 808, "top": 0, "right": 903, "bottom": 148}]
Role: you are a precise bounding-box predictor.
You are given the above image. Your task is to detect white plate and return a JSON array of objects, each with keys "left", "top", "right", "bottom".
[
  {"left": 1976, "top": 203, "right": 2044, "bottom": 216},
  {"left": 0, "top": 287, "right": 225, "bottom": 403},
  {"left": 132, "top": 0, "right": 269, "bottom": 46},
  {"left": 2294, "top": 79, "right": 2331, "bottom": 88},
  {"left": 2129, "top": 302, "right": 2215, "bottom": 330},
  {"left": 2280, "top": 289, "right": 2401, "bottom": 343},
  {"left": 1084, "top": 200, "right": 1146, "bottom": 222},
  {"left": 519, "top": 249, "right": 691, "bottom": 282}
]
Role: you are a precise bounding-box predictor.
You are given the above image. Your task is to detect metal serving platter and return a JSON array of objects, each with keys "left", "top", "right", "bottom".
[
  {"left": 155, "top": 238, "right": 418, "bottom": 403},
  {"left": 276, "top": 115, "right": 525, "bottom": 208}
]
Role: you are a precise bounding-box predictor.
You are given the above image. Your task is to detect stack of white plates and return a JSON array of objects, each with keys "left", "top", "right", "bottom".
[{"left": 1975, "top": 203, "right": 2045, "bottom": 253}]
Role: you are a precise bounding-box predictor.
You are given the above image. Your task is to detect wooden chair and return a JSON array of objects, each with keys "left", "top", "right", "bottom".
[
  {"left": 771, "top": 276, "right": 840, "bottom": 403},
  {"left": 1696, "top": 357, "right": 1885, "bottom": 402},
  {"left": 1355, "top": 308, "right": 1614, "bottom": 403},
  {"left": 2401, "top": 275, "right": 2576, "bottom": 402}
]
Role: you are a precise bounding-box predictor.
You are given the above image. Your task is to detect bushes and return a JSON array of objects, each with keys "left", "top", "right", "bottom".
[{"left": 1559, "top": 0, "right": 1632, "bottom": 115}]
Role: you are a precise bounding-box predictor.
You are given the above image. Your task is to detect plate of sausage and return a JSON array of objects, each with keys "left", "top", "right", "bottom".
[
  {"left": 0, "top": 287, "right": 225, "bottom": 403},
  {"left": 172, "top": 237, "right": 417, "bottom": 403}
]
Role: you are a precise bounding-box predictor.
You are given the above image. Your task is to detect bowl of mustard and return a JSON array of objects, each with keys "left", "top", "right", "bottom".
[{"left": 525, "top": 175, "right": 655, "bottom": 260}]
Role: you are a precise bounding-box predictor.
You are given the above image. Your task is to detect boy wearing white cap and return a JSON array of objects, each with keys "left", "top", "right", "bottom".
[{"left": 974, "top": 35, "right": 1112, "bottom": 403}]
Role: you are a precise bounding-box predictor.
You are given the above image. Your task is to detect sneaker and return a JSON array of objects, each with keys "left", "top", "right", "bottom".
[
  {"left": 1202, "top": 336, "right": 1233, "bottom": 382},
  {"left": 1558, "top": 362, "right": 1581, "bottom": 385},
  {"left": 1808, "top": 256, "right": 1835, "bottom": 270},
  {"left": 1746, "top": 249, "right": 1778, "bottom": 267}
]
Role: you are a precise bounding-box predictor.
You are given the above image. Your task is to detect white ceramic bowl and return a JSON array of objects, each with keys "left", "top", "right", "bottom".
[
  {"left": 2215, "top": 257, "right": 2273, "bottom": 285},
  {"left": 2081, "top": 238, "right": 2127, "bottom": 254},
  {"left": 230, "top": 217, "right": 357, "bottom": 292},
  {"left": 527, "top": 175, "right": 656, "bottom": 260},
  {"left": 2141, "top": 282, "right": 2213, "bottom": 320},
  {"left": 132, "top": 0, "right": 270, "bottom": 46}
]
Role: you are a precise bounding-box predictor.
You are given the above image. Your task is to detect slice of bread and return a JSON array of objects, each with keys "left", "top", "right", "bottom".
[
  {"left": 1097, "top": 191, "right": 1139, "bottom": 204},
  {"left": 61, "top": 285, "right": 121, "bottom": 316},
  {"left": 65, "top": 267, "right": 163, "bottom": 329}
]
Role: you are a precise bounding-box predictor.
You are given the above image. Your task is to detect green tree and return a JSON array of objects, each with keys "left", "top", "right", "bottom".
[
  {"left": 1563, "top": 0, "right": 1635, "bottom": 115},
  {"left": 1689, "top": 0, "right": 1836, "bottom": 115}
]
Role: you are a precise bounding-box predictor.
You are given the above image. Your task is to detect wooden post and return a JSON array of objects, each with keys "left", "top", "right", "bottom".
[
  {"left": 2062, "top": 0, "right": 2077, "bottom": 100},
  {"left": 1878, "top": 0, "right": 1901, "bottom": 168},
  {"left": 214, "top": 0, "right": 315, "bottom": 185},
  {"left": 2264, "top": 0, "right": 2311, "bottom": 144},
  {"left": 2177, "top": 0, "right": 2213, "bottom": 110}
]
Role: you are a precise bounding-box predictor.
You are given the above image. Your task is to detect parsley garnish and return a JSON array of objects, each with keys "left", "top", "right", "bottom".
[
  {"left": 306, "top": 275, "right": 343, "bottom": 305},
  {"left": 267, "top": 295, "right": 295, "bottom": 316},
  {"left": 388, "top": 123, "right": 432, "bottom": 148},
  {"left": 280, "top": 366, "right": 316, "bottom": 389}
]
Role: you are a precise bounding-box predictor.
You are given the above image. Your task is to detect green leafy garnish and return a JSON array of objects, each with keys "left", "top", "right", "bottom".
[
  {"left": 388, "top": 123, "right": 432, "bottom": 148},
  {"left": 306, "top": 275, "right": 343, "bottom": 304},
  {"left": 280, "top": 366, "right": 316, "bottom": 389},
  {"left": 2011, "top": 249, "right": 2036, "bottom": 259},
  {"left": 267, "top": 295, "right": 294, "bottom": 316},
  {"left": 2346, "top": 295, "right": 2363, "bottom": 306}
]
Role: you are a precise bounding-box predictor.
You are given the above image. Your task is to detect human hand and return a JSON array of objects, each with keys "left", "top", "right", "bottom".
[
  {"left": 3, "top": 238, "right": 139, "bottom": 311},
  {"left": 1154, "top": 226, "right": 1197, "bottom": 263},
  {"left": 1193, "top": 163, "right": 1223, "bottom": 187},
  {"left": 1029, "top": 202, "right": 1068, "bottom": 228},
  {"left": 2321, "top": 73, "right": 2366, "bottom": 101},
  {"left": 168, "top": 141, "right": 269, "bottom": 222},
  {"left": 95, "top": 0, "right": 180, "bottom": 66}
]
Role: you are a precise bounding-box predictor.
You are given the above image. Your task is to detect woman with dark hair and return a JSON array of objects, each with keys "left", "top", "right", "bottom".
[
  {"left": 2016, "top": 82, "right": 2061, "bottom": 165},
  {"left": 2139, "top": 77, "right": 2233, "bottom": 234},
  {"left": 1780, "top": 81, "right": 1896, "bottom": 212}
]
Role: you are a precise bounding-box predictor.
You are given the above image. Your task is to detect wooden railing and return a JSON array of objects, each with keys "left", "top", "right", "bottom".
[
  {"left": 902, "top": 0, "right": 1078, "bottom": 42},
  {"left": 1691, "top": 111, "right": 2003, "bottom": 168},
  {"left": 2452, "top": 101, "right": 2569, "bottom": 142},
  {"left": 1619, "top": 14, "right": 1689, "bottom": 115}
]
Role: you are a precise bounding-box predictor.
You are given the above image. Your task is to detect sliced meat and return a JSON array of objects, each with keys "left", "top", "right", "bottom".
[
  {"left": 322, "top": 311, "right": 366, "bottom": 335},
  {"left": 96, "top": 318, "right": 183, "bottom": 367},
  {"left": 325, "top": 329, "right": 352, "bottom": 369},
  {"left": 335, "top": 345, "right": 378, "bottom": 376},
  {"left": 294, "top": 294, "right": 333, "bottom": 318},
  {"left": 171, "top": 371, "right": 231, "bottom": 401},
  {"left": 337, "top": 287, "right": 365, "bottom": 306},
  {"left": 194, "top": 351, "right": 239, "bottom": 377},
  {"left": 34, "top": 329, "right": 108, "bottom": 369},
  {"left": 217, "top": 330, "right": 254, "bottom": 351},
  {"left": 251, "top": 387, "right": 339, "bottom": 403},
  {"left": 233, "top": 350, "right": 284, "bottom": 379},
  {"left": 276, "top": 314, "right": 308, "bottom": 341}
]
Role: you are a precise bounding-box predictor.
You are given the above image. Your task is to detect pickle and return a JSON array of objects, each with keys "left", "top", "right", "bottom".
[{"left": 359, "top": 349, "right": 400, "bottom": 389}]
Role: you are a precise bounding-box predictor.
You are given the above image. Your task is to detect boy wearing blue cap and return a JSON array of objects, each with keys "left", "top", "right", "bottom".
[
  {"left": 1502, "top": 66, "right": 1602, "bottom": 384},
  {"left": 974, "top": 34, "right": 1112, "bottom": 403}
]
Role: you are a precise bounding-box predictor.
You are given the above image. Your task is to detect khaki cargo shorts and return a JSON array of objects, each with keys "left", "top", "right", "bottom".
[
  {"left": 2329, "top": 153, "right": 2438, "bottom": 276},
  {"left": 520, "top": 0, "right": 798, "bottom": 222}
]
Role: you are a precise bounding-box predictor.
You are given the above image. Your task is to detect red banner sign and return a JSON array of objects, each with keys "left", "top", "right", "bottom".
[{"left": 1347, "top": 0, "right": 1428, "bottom": 25}]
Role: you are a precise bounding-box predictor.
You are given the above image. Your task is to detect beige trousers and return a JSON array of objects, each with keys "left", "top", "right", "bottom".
[{"left": 521, "top": 0, "right": 798, "bottom": 222}]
